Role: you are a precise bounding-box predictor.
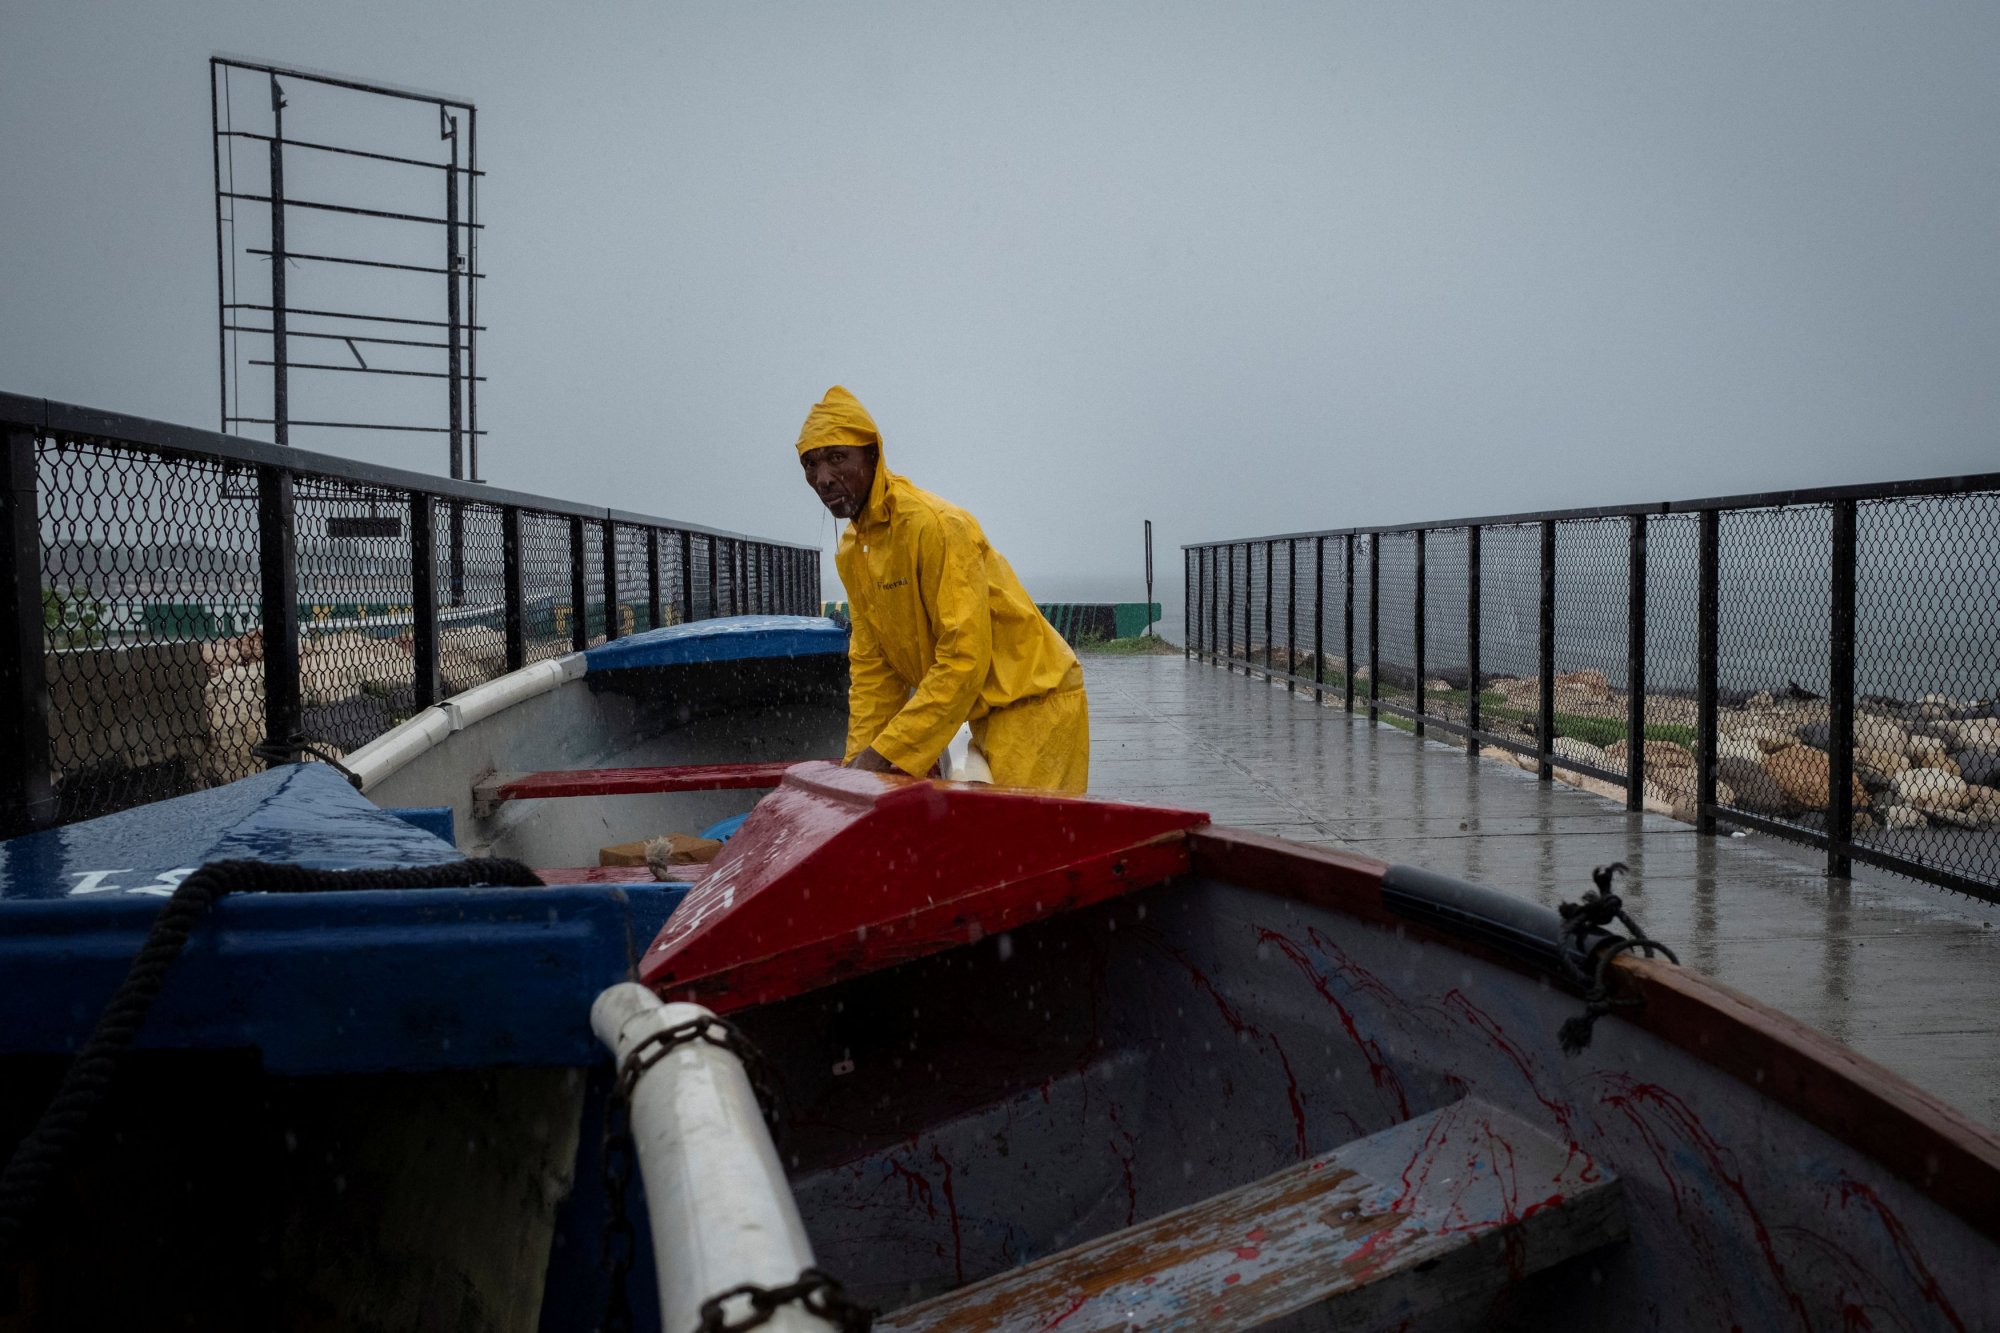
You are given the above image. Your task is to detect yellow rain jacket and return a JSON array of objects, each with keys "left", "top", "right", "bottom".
[{"left": 798, "top": 387, "right": 1089, "bottom": 792}]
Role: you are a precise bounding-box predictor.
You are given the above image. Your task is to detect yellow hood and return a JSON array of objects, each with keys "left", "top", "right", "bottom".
[{"left": 795, "top": 385, "right": 881, "bottom": 456}]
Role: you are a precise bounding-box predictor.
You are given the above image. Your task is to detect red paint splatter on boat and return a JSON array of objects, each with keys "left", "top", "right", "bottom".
[
  {"left": 1247, "top": 1226, "right": 1267, "bottom": 1241},
  {"left": 1223, "top": 1273, "right": 1241, "bottom": 1285},
  {"left": 1442, "top": 988, "right": 1599, "bottom": 1182},
  {"left": 1259, "top": 928, "right": 1411, "bottom": 1120},
  {"left": 1144, "top": 933, "right": 1311, "bottom": 1158},
  {"left": 1234, "top": 1244, "right": 1262, "bottom": 1260},
  {"left": 1833, "top": 1177, "right": 1967, "bottom": 1332},
  {"left": 884, "top": 1158, "right": 935, "bottom": 1217},
  {"left": 1597, "top": 1077, "right": 1811, "bottom": 1331},
  {"left": 1039, "top": 1294, "right": 1088, "bottom": 1329},
  {"left": 931, "top": 1145, "right": 964, "bottom": 1284}
]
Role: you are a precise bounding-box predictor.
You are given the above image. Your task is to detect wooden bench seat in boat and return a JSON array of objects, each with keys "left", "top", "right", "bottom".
[{"left": 878, "top": 1097, "right": 1625, "bottom": 1332}]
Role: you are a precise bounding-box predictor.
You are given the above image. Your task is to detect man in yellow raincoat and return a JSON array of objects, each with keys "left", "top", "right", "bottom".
[{"left": 796, "top": 386, "right": 1089, "bottom": 793}]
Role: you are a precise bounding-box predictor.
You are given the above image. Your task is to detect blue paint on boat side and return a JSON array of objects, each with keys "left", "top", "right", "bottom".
[
  {"left": 582, "top": 614, "right": 847, "bottom": 672},
  {"left": 0, "top": 882, "right": 686, "bottom": 1073},
  {"left": 386, "top": 805, "right": 458, "bottom": 846},
  {"left": 0, "top": 764, "right": 460, "bottom": 902},
  {"left": 0, "top": 763, "right": 687, "bottom": 1074}
]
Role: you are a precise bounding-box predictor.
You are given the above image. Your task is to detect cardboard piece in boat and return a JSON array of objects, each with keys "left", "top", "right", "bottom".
[{"left": 638, "top": 762, "right": 1208, "bottom": 1011}]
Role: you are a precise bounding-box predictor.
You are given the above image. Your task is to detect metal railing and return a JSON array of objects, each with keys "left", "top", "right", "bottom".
[
  {"left": 1185, "top": 473, "right": 2000, "bottom": 903},
  {"left": 1, "top": 393, "right": 821, "bottom": 833}
]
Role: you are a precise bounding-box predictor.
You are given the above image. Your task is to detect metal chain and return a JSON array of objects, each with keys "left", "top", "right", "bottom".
[
  {"left": 696, "top": 1267, "right": 874, "bottom": 1332},
  {"left": 599, "top": 1012, "right": 807, "bottom": 1332},
  {"left": 619, "top": 1015, "right": 790, "bottom": 1141}
]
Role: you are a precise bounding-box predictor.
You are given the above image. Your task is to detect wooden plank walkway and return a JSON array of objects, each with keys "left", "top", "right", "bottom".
[{"left": 1083, "top": 655, "right": 2000, "bottom": 1130}]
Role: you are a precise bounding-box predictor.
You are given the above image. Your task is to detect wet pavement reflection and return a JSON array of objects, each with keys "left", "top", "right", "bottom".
[{"left": 1084, "top": 656, "right": 2000, "bottom": 1129}]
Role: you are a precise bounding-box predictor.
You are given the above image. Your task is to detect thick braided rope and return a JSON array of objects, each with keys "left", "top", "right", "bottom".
[{"left": 0, "top": 856, "right": 542, "bottom": 1261}]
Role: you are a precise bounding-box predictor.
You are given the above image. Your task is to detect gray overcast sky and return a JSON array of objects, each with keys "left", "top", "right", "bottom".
[{"left": 4, "top": 1, "right": 1998, "bottom": 606}]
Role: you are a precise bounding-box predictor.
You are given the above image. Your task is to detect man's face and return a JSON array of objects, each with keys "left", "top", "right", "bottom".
[{"left": 800, "top": 444, "right": 878, "bottom": 520}]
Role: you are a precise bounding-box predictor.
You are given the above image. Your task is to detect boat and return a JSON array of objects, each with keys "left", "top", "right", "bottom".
[{"left": 6, "top": 612, "right": 1999, "bottom": 1331}]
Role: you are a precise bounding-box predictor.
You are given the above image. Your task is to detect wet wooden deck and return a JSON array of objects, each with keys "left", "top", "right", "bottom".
[{"left": 1083, "top": 654, "right": 2000, "bottom": 1130}]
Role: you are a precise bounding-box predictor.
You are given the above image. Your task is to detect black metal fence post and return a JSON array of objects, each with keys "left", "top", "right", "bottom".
[
  {"left": 1466, "top": 525, "right": 1482, "bottom": 752},
  {"left": 267, "top": 77, "right": 290, "bottom": 447},
  {"left": 1626, "top": 514, "right": 1647, "bottom": 810},
  {"left": 1242, "top": 543, "right": 1252, "bottom": 670},
  {"left": 1413, "top": 529, "right": 1427, "bottom": 738},
  {"left": 1343, "top": 533, "right": 1356, "bottom": 715},
  {"left": 501, "top": 505, "right": 525, "bottom": 671},
  {"left": 1184, "top": 548, "right": 1193, "bottom": 658},
  {"left": 680, "top": 531, "right": 695, "bottom": 624},
  {"left": 1829, "top": 498, "right": 1857, "bottom": 877},
  {"left": 569, "top": 515, "right": 588, "bottom": 651},
  {"left": 1537, "top": 520, "right": 1556, "bottom": 781},
  {"left": 1225, "top": 546, "right": 1236, "bottom": 672},
  {"left": 1207, "top": 547, "right": 1218, "bottom": 664},
  {"left": 1367, "top": 535, "right": 1380, "bottom": 723},
  {"left": 706, "top": 534, "right": 719, "bottom": 620},
  {"left": 1286, "top": 539, "right": 1298, "bottom": 691},
  {"left": 1313, "top": 536, "right": 1325, "bottom": 703},
  {"left": 1262, "top": 541, "right": 1275, "bottom": 678},
  {"left": 1696, "top": 509, "right": 1720, "bottom": 835},
  {"left": 601, "top": 518, "right": 621, "bottom": 642},
  {"left": 647, "top": 529, "right": 663, "bottom": 630},
  {"left": 257, "top": 463, "right": 301, "bottom": 758},
  {"left": 1, "top": 426, "right": 55, "bottom": 835},
  {"left": 411, "top": 492, "right": 439, "bottom": 709}
]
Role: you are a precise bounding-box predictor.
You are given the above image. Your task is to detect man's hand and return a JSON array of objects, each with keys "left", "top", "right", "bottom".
[{"left": 845, "top": 747, "right": 898, "bottom": 774}]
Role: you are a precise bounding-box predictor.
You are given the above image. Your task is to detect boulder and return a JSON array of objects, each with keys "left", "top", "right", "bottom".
[
  {"left": 1937, "top": 717, "right": 2000, "bottom": 753},
  {"left": 1881, "top": 804, "right": 1927, "bottom": 830},
  {"left": 1605, "top": 738, "right": 1695, "bottom": 772},
  {"left": 1907, "top": 734, "right": 1950, "bottom": 764},
  {"left": 1718, "top": 755, "right": 1790, "bottom": 815},
  {"left": 1854, "top": 713, "right": 1912, "bottom": 754},
  {"left": 1797, "top": 720, "right": 1831, "bottom": 750},
  {"left": 1723, "top": 722, "right": 1798, "bottom": 754},
  {"left": 1764, "top": 745, "right": 1868, "bottom": 812},
  {"left": 1890, "top": 768, "right": 1970, "bottom": 813},
  {"left": 1643, "top": 695, "right": 1700, "bottom": 727},
  {"left": 1555, "top": 767, "right": 1627, "bottom": 804},
  {"left": 1553, "top": 736, "right": 1609, "bottom": 769},
  {"left": 1717, "top": 735, "right": 1765, "bottom": 763},
  {"left": 1553, "top": 669, "right": 1614, "bottom": 702},
  {"left": 1854, "top": 748, "right": 1909, "bottom": 787}
]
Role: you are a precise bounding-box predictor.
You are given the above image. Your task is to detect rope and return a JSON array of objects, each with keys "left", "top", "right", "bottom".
[
  {"left": 1555, "top": 862, "right": 1680, "bottom": 1055},
  {"left": 249, "top": 735, "right": 364, "bottom": 787},
  {"left": 0, "top": 855, "right": 542, "bottom": 1263}
]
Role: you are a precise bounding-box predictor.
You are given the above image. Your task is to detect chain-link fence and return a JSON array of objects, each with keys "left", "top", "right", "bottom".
[
  {"left": 1186, "top": 476, "right": 2000, "bottom": 903},
  {"left": 1, "top": 394, "right": 821, "bottom": 832}
]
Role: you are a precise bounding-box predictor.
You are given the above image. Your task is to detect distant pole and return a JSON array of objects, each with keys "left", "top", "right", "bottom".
[{"left": 1143, "top": 520, "right": 1154, "bottom": 639}]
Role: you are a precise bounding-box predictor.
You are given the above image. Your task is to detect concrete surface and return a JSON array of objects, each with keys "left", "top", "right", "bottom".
[{"left": 1083, "top": 654, "right": 2000, "bottom": 1130}]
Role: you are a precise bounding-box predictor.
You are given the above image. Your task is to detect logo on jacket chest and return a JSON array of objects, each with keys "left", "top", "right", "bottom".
[{"left": 877, "top": 577, "right": 910, "bottom": 590}]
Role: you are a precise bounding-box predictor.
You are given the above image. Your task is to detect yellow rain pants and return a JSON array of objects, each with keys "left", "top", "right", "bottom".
[{"left": 798, "top": 386, "right": 1091, "bottom": 792}]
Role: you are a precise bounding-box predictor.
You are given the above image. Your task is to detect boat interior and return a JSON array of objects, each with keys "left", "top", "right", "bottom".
[{"left": 728, "top": 860, "right": 1989, "bottom": 1330}]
